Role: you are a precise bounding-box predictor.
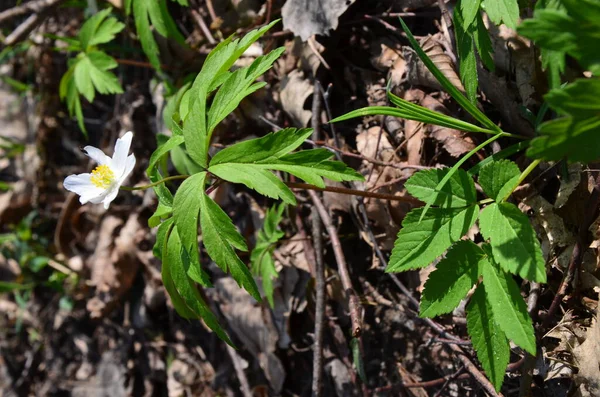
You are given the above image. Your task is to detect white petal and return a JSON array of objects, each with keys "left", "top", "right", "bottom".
[
  {"left": 83, "top": 146, "right": 111, "bottom": 165},
  {"left": 111, "top": 131, "right": 133, "bottom": 174},
  {"left": 102, "top": 185, "right": 120, "bottom": 209},
  {"left": 64, "top": 174, "right": 105, "bottom": 204},
  {"left": 118, "top": 154, "right": 136, "bottom": 184}
]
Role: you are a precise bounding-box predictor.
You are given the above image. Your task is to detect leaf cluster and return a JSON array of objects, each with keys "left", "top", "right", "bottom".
[
  {"left": 389, "top": 160, "right": 544, "bottom": 391},
  {"left": 124, "top": 0, "right": 187, "bottom": 70},
  {"left": 148, "top": 21, "right": 363, "bottom": 343},
  {"left": 519, "top": 0, "right": 600, "bottom": 162},
  {"left": 58, "top": 8, "right": 125, "bottom": 134}
]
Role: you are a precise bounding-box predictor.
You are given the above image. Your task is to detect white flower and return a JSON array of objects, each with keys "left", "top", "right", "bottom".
[{"left": 64, "top": 131, "right": 136, "bottom": 209}]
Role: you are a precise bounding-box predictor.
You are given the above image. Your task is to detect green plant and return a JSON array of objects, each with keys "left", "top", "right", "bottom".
[
  {"left": 124, "top": 0, "right": 187, "bottom": 70},
  {"left": 58, "top": 7, "right": 125, "bottom": 134},
  {"left": 331, "top": 11, "right": 600, "bottom": 389},
  {"left": 250, "top": 203, "right": 286, "bottom": 308},
  {"left": 146, "top": 21, "right": 364, "bottom": 344}
]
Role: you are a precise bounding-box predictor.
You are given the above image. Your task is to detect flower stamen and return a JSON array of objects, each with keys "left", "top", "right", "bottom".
[{"left": 90, "top": 164, "right": 115, "bottom": 188}]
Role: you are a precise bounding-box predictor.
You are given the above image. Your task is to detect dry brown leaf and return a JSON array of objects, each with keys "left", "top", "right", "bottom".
[
  {"left": 404, "top": 33, "right": 464, "bottom": 93},
  {"left": 573, "top": 318, "right": 600, "bottom": 396},
  {"left": 216, "top": 278, "right": 286, "bottom": 393},
  {"left": 280, "top": 69, "right": 313, "bottom": 127}
]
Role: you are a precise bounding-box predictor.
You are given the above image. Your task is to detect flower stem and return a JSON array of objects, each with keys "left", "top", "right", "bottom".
[{"left": 120, "top": 175, "right": 190, "bottom": 191}]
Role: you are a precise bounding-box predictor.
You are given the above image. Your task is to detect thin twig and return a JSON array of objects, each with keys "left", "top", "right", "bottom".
[
  {"left": 0, "top": 0, "right": 64, "bottom": 25},
  {"left": 287, "top": 182, "right": 421, "bottom": 204},
  {"left": 519, "top": 282, "right": 542, "bottom": 397},
  {"left": 311, "top": 80, "right": 325, "bottom": 397},
  {"left": 225, "top": 345, "right": 252, "bottom": 397},
  {"left": 311, "top": 208, "right": 325, "bottom": 397},
  {"left": 309, "top": 190, "right": 363, "bottom": 337},
  {"left": 191, "top": 9, "right": 216, "bottom": 45},
  {"left": 448, "top": 344, "right": 501, "bottom": 397}
]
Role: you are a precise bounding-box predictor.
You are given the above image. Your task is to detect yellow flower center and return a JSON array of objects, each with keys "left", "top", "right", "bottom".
[{"left": 90, "top": 165, "right": 115, "bottom": 188}]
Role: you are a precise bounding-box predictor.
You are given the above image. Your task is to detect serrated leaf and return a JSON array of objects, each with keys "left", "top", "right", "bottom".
[
  {"left": 482, "top": 0, "right": 519, "bottom": 29},
  {"left": 519, "top": 0, "right": 600, "bottom": 77},
  {"left": 59, "top": 66, "right": 86, "bottom": 134},
  {"left": 157, "top": 219, "right": 195, "bottom": 318},
  {"left": 420, "top": 240, "right": 485, "bottom": 318},
  {"left": 387, "top": 205, "right": 479, "bottom": 272},
  {"left": 479, "top": 202, "right": 546, "bottom": 282},
  {"left": 78, "top": 8, "right": 122, "bottom": 51},
  {"left": 209, "top": 128, "right": 362, "bottom": 200},
  {"left": 199, "top": 191, "right": 261, "bottom": 301},
  {"left": 473, "top": 12, "right": 495, "bottom": 71},
  {"left": 405, "top": 168, "right": 477, "bottom": 208},
  {"left": 165, "top": 225, "right": 233, "bottom": 345},
  {"left": 74, "top": 51, "right": 123, "bottom": 103},
  {"left": 211, "top": 128, "right": 313, "bottom": 165},
  {"left": 182, "top": 20, "right": 280, "bottom": 167},
  {"left": 173, "top": 172, "right": 212, "bottom": 286},
  {"left": 132, "top": 0, "right": 184, "bottom": 70},
  {"left": 210, "top": 163, "right": 297, "bottom": 204},
  {"left": 250, "top": 203, "right": 286, "bottom": 307},
  {"left": 527, "top": 78, "right": 600, "bottom": 162},
  {"left": 454, "top": 5, "right": 478, "bottom": 104},
  {"left": 87, "top": 13, "right": 125, "bottom": 48},
  {"left": 478, "top": 159, "right": 520, "bottom": 202},
  {"left": 467, "top": 284, "right": 510, "bottom": 391},
  {"left": 460, "top": 0, "right": 482, "bottom": 27},
  {"left": 482, "top": 259, "right": 536, "bottom": 354},
  {"left": 207, "top": 47, "right": 285, "bottom": 134}
]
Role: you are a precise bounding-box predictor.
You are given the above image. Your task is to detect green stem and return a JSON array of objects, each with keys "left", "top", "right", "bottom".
[
  {"left": 500, "top": 159, "right": 541, "bottom": 202},
  {"left": 120, "top": 175, "right": 190, "bottom": 191},
  {"left": 477, "top": 198, "right": 495, "bottom": 206}
]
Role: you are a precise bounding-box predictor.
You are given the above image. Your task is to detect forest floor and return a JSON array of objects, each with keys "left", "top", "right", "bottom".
[{"left": 1, "top": 0, "right": 599, "bottom": 396}]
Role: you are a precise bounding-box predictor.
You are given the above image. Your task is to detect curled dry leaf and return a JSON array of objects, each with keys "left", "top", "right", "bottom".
[{"left": 573, "top": 318, "right": 600, "bottom": 396}]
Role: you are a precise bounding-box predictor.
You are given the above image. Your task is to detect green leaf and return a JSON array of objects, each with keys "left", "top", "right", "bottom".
[
  {"left": 199, "top": 191, "right": 261, "bottom": 301},
  {"left": 527, "top": 78, "right": 600, "bottom": 162},
  {"left": 478, "top": 160, "right": 520, "bottom": 202},
  {"left": 420, "top": 240, "right": 485, "bottom": 318},
  {"left": 454, "top": 5, "right": 478, "bottom": 104},
  {"left": 149, "top": 201, "right": 172, "bottom": 228},
  {"left": 479, "top": 202, "right": 546, "bottom": 282},
  {"left": 146, "top": 134, "right": 185, "bottom": 174},
  {"left": 387, "top": 205, "right": 479, "bottom": 272},
  {"left": 482, "top": 259, "right": 536, "bottom": 354},
  {"left": 210, "top": 163, "right": 297, "bottom": 204},
  {"left": 250, "top": 203, "right": 286, "bottom": 307},
  {"left": 74, "top": 51, "right": 123, "bottom": 103},
  {"left": 156, "top": 219, "right": 195, "bottom": 318},
  {"left": 405, "top": 168, "right": 477, "bottom": 208},
  {"left": 207, "top": 47, "right": 285, "bottom": 135},
  {"left": 132, "top": 0, "right": 184, "bottom": 70},
  {"left": 518, "top": 0, "right": 600, "bottom": 76},
  {"left": 398, "top": 17, "right": 500, "bottom": 132},
  {"left": 211, "top": 128, "right": 313, "bottom": 165},
  {"left": 165, "top": 224, "right": 233, "bottom": 345},
  {"left": 173, "top": 172, "right": 212, "bottom": 286},
  {"left": 482, "top": 0, "right": 519, "bottom": 29},
  {"left": 209, "top": 128, "right": 363, "bottom": 202},
  {"left": 351, "top": 337, "right": 367, "bottom": 384},
  {"left": 467, "top": 284, "right": 510, "bottom": 391},
  {"left": 59, "top": 65, "right": 86, "bottom": 134},
  {"left": 182, "top": 20, "right": 280, "bottom": 167},
  {"left": 460, "top": 0, "right": 482, "bottom": 27},
  {"left": 78, "top": 8, "right": 124, "bottom": 51},
  {"left": 467, "top": 140, "right": 529, "bottom": 176},
  {"left": 473, "top": 12, "right": 495, "bottom": 71}
]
